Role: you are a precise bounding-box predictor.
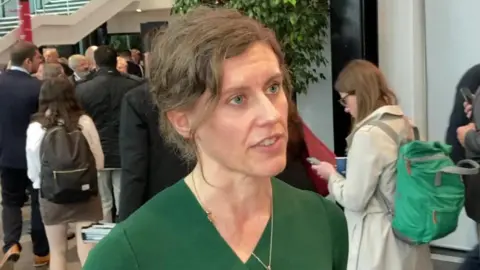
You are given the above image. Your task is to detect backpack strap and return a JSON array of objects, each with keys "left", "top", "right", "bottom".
[
  {"left": 369, "top": 117, "right": 420, "bottom": 145},
  {"left": 368, "top": 120, "right": 399, "bottom": 144},
  {"left": 435, "top": 159, "right": 480, "bottom": 186}
]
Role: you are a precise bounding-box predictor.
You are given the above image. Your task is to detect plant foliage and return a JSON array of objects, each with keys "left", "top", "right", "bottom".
[{"left": 172, "top": 0, "right": 329, "bottom": 94}]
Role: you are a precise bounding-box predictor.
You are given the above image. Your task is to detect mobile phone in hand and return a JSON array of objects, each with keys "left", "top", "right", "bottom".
[
  {"left": 460, "top": 88, "right": 475, "bottom": 104},
  {"left": 306, "top": 157, "right": 321, "bottom": 165}
]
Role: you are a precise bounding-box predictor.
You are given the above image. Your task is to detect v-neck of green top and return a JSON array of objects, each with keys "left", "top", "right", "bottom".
[
  {"left": 83, "top": 177, "right": 349, "bottom": 270},
  {"left": 180, "top": 178, "right": 274, "bottom": 270}
]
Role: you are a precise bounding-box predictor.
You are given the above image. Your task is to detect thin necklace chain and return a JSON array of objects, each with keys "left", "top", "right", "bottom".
[
  {"left": 191, "top": 174, "right": 274, "bottom": 270},
  {"left": 250, "top": 201, "right": 273, "bottom": 270}
]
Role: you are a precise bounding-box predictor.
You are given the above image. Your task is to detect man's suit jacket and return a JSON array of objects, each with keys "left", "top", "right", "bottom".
[
  {"left": 118, "top": 83, "right": 189, "bottom": 221},
  {"left": 0, "top": 69, "right": 41, "bottom": 169}
]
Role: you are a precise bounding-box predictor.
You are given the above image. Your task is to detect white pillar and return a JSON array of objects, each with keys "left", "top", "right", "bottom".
[
  {"left": 297, "top": 28, "right": 334, "bottom": 150},
  {"left": 377, "top": 0, "right": 428, "bottom": 138}
]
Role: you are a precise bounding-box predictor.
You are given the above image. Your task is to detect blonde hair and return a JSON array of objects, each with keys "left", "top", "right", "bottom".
[{"left": 335, "top": 59, "right": 397, "bottom": 125}]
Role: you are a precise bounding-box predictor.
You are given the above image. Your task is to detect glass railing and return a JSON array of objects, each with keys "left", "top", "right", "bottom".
[
  {"left": 33, "top": 0, "right": 91, "bottom": 15},
  {"left": 0, "top": 0, "right": 90, "bottom": 37}
]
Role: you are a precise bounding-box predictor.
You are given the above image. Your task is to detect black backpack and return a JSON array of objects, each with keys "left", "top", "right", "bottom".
[{"left": 40, "top": 124, "right": 98, "bottom": 204}]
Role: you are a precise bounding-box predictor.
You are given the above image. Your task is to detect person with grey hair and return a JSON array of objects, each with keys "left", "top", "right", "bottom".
[
  {"left": 43, "top": 48, "right": 59, "bottom": 64},
  {"left": 68, "top": 54, "right": 89, "bottom": 84}
]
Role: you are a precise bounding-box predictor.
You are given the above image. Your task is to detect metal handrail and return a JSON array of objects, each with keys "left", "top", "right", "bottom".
[{"left": 0, "top": 0, "right": 14, "bottom": 7}]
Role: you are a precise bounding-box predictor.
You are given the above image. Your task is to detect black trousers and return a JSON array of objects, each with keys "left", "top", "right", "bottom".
[{"left": 0, "top": 167, "right": 49, "bottom": 256}]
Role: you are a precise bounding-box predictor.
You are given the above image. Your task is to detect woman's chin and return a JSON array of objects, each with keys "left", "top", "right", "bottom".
[{"left": 250, "top": 156, "right": 287, "bottom": 178}]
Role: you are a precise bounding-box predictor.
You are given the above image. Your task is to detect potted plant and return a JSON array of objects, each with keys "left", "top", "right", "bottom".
[{"left": 172, "top": 0, "right": 329, "bottom": 95}]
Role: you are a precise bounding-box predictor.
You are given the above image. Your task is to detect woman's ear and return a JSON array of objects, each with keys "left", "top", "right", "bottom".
[{"left": 166, "top": 110, "right": 192, "bottom": 138}]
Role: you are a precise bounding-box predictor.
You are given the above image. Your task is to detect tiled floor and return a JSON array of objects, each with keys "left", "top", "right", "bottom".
[
  {"left": 0, "top": 205, "right": 81, "bottom": 270},
  {"left": 0, "top": 204, "right": 468, "bottom": 270}
]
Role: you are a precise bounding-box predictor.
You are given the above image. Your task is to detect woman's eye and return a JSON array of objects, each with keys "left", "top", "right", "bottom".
[
  {"left": 229, "top": 95, "right": 245, "bottom": 105},
  {"left": 267, "top": 84, "right": 281, "bottom": 94}
]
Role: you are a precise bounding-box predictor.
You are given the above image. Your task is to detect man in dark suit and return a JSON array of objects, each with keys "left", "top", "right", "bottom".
[
  {"left": 0, "top": 41, "right": 49, "bottom": 267},
  {"left": 76, "top": 46, "right": 143, "bottom": 222},
  {"left": 118, "top": 82, "right": 189, "bottom": 221}
]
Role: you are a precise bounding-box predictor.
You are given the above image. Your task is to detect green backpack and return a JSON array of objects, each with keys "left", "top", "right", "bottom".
[{"left": 370, "top": 119, "right": 479, "bottom": 245}]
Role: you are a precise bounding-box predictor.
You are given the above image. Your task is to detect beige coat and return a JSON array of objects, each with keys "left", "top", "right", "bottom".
[{"left": 328, "top": 105, "right": 433, "bottom": 270}]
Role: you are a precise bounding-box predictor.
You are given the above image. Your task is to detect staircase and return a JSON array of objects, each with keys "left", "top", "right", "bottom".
[
  {"left": 0, "top": 17, "right": 17, "bottom": 37},
  {"left": 0, "top": 0, "right": 140, "bottom": 62},
  {"left": 36, "top": 0, "right": 90, "bottom": 15},
  {"left": 0, "top": 0, "right": 90, "bottom": 38}
]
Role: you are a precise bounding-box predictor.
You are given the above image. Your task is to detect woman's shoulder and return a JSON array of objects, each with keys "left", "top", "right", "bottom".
[
  {"left": 78, "top": 114, "right": 93, "bottom": 124},
  {"left": 27, "top": 121, "right": 43, "bottom": 130},
  {"left": 273, "top": 179, "right": 345, "bottom": 223},
  {"left": 120, "top": 180, "right": 189, "bottom": 228},
  {"left": 26, "top": 122, "right": 45, "bottom": 137},
  {"left": 273, "top": 179, "right": 347, "bottom": 252}
]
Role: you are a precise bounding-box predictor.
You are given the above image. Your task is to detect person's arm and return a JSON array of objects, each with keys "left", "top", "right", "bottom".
[
  {"left": 323, "top": 200, "right": 348, "bottom": 270},
  {"left": 328, "top": 127, "right": 395, "bottom": 211},
  {"left": 118, "top": 92, "right": 149, "bottom": 221},
  {"left": 83, "top": 226, "right": 139, "bottom": 270},
  {"left": 25, "top": 122, "right": 44, "bottom": 189},
  {"left": 463, "top": 91, "right": 480, "bottom": 153},
  {"left": 79, "top": 115, "right": 104, "bottom": 170}
]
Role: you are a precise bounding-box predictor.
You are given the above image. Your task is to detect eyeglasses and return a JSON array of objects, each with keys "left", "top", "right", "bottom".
[{"left": 338, "top": 92, "right": 354, "bottom": 107}]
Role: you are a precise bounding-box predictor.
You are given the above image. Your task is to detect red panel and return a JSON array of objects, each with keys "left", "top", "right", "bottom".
[
  {"left": 18, "top": 0, "right": 32, "bottom": 42},
  {"left": 302, "top": 121, "right": 337, "bottom": 196}
]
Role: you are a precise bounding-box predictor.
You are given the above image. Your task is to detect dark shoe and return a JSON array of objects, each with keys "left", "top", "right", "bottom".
[
  {"left": 33, "top": 254, "right": 49, "bottom": 267},
  {"left": 0, "top": 244, "right": 20, "bottom": 267}
]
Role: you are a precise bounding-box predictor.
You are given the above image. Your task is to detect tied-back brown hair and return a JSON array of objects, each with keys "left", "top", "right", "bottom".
[
  {"left": 335, "top": 59, "right": 398, "bottom": 125},
  {"left": 32, "top": 77, "right": 84, "bottom": 131},
  {"left": 149, "top": 7, "right": 292, "bottom": 161}
]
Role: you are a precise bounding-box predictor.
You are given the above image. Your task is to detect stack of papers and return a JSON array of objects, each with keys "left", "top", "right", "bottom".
[{"left": 81, "top": 223, "right": 116, "bottom": 243}]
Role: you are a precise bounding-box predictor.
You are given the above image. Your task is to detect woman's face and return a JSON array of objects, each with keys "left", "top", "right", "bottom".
[
  {"left": 339, "top": 92, "right": 357, "bottom": 118},
  {"left": 186, "top": 42, "right": 289, "bottom": 178}
]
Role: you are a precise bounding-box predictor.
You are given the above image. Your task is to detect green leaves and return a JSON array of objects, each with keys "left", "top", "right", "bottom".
[{"left": 172, "top": 0, "right": 329, "bottom": 94}]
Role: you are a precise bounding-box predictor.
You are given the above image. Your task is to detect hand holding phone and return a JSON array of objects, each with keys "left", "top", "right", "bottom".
[
  {"left": 460, "top": 88, "right": 475, "bottom": 105},
  {"left": 306, "top": 157, "right": 321, "bottom": 165}
]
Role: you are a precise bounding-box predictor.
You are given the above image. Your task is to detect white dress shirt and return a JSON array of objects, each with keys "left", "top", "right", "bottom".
[{"left": 26, "top": 115, "right": 104, "bottom": 189}]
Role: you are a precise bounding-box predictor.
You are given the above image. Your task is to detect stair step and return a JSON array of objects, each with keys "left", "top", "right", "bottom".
[
  {"left": 0, "top": 21, "right": 18, "bottom": 26},
  {"left": 0, "top": 25, "right": 16, "bottom": 30},
  {"left": 36, "top": 6, "right": 82, "bottom": 14},
  {"left": 46, "top": 0, "right": 89, "bottom": 3},
  {"left": 45, "top": 0, "right": 89, "bottom": 5},
  {"left": 0, "top": 17, "right": 19, "bottom": 23},
  {"left": 44, "top": 2, "right": 88, "bottom": 9},
  {"left": 33, "top": 11, "right": 74, "bottom": 16}
]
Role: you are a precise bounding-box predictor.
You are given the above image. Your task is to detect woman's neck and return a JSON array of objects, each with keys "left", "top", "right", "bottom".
[{"left": 186, "top": 163, "right": 272, "bottom": 222}]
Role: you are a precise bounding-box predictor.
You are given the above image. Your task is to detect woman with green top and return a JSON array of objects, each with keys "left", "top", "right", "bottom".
[{"left": 83, "top": 6, "right": 348, "bottom": 270}]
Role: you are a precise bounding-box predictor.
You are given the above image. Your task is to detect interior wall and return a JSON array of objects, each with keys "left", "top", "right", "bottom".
[
  {"left": 377, "top": 0, "right": 427, "bottom": 138},
  {"left": 297, "top": 30, "right": 335, "bottom": 150}
]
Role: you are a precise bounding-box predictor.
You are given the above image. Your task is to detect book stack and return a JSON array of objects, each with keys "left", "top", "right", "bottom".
[{"left": 81, "top": 223, "right": 116, "bottom": 243}]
